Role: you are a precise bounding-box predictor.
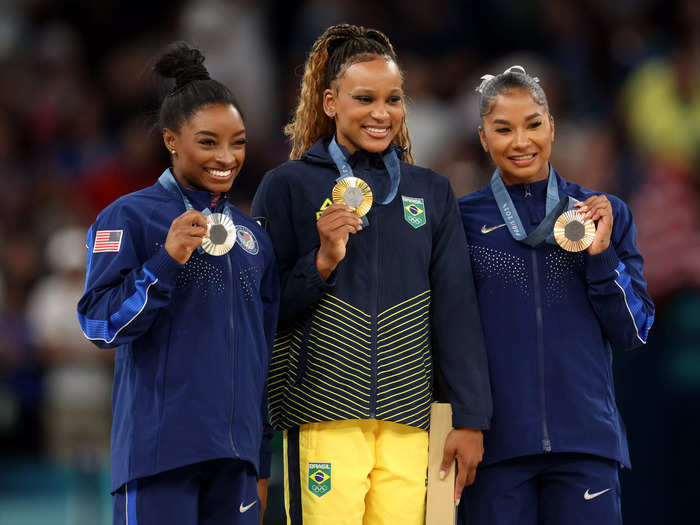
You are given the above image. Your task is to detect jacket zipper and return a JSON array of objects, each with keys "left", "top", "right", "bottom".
[
  {"left": 369, "top": 212, "right": 379, "bottom": 419},
  {"left": 531, "top": 245, "right": 551, "bottom": 452},
  {"left": 524, "top": 185, "right": 551, "bottom": 452},
  {"left": 225, "top": 213, "right": 240, "bottom": 457}
]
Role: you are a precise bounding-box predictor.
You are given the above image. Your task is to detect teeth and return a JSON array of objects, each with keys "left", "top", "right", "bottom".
[
  {"left": 365, "top": 127, "right": 388, "bottom": 134},
  {"left": 207, "top": 168, "right": 232, "bottom": 178},
  {"left": 511, "top": 154, "right": 535, "bottom": 160}
]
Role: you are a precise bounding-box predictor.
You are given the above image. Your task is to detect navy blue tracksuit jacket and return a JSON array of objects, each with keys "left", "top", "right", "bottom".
[
  {"left": 77, "top": 174, "right": 279, "bottom": 492},
  {"left": 460, "top": 171, "right": 655, "bottom": 468}
]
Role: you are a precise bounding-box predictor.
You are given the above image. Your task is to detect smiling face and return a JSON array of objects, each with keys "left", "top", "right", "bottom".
[
  {"left": 163, "top": 103, "right": 246, "bottom": 193},
  {"left": 478, "top": 88, "right": 555, "bottom": 185},
  {"left": 323, "top": 57, "right": 404, "bottom": 154}
]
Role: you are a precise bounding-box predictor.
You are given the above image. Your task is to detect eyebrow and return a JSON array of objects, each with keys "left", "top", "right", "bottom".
[
  {"left": 194, "top": 129, "right": 246, "bottom": 137},
  {"left": 349, "top": 88, "right": 403, "bottom": 94},
  {"left": 492, "top": 113, "right": 542, "bottom": 125}
]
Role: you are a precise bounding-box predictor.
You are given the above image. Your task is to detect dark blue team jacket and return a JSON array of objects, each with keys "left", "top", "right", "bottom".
[
  {"left": 459, "top": 171, "right": 655, "bottom": 468},
  {"left": 252, "top": 139, "right": 492, "bottom": 431},
  {"left": 77, "top": 174, "right": 279, "bottom": 491}
]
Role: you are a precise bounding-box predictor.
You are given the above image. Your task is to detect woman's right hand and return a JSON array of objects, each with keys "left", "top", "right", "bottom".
[
  {"left": 164, "top": 209, "right": 209, "bottom": 264},
  {"left": 316, "top": 204, "right": 363, "bottom": 280}
]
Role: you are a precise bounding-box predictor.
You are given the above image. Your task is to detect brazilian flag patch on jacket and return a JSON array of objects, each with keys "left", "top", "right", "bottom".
[
  {"left": 308, "top": 462, "right": 331, "bottom": 497},
  {"left": 402, "top": 195, "right": 426, "bottom": 228}
]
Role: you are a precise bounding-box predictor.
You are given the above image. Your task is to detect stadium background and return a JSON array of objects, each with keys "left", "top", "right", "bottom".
[{"left": 0, "top": 0, "right": 698, "bottom": 523}]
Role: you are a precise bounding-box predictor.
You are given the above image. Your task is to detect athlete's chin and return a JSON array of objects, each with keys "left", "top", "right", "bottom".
[
  {"left": 203, "top": 178, "right": 237, "bottom": 194},
  {"left": 360, "top": 137, "right": 394, "bottom": 154}
]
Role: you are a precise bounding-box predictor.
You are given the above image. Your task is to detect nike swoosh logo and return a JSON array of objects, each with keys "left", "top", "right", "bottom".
[
  {"left": 584, "top": 488, "right": 611, "bottom": 500},
  {"left": 481, "top": 223, "right": 507, "bottom": 234},
  {"left": 239, "top": 500, "right": 257, "bottom": 513}
]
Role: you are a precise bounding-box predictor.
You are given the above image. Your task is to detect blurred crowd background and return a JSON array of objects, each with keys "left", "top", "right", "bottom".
[{"left": 0, "top": 0, "right": 698, "bottom": 523}]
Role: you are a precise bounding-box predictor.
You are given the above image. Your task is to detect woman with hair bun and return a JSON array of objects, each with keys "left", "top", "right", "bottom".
[
  {"left": 252, "top": 24, "right": 492, "bottom": 524},
  {"left": 458, "top": 65, "right": 655, "bottom": 524},
  {"left": 77, "top": 42, "right": 279, "bottom": 525}
]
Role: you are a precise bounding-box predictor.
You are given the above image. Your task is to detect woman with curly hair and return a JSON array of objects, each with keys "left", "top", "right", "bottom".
[{"left": 252, "top": 24, "right": 492, "bottom": 525}]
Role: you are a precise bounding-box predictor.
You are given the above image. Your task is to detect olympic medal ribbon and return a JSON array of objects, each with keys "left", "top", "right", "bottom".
[
  {"left": 489, "top": 166, "right": 574, "bottom": 248},
  {"left": 158, "top": 168, "right": 236, "bottom": 255}
]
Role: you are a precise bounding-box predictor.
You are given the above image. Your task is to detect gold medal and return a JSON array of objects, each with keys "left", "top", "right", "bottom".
[
  {"left": 332, "top": 177, "right": 373, "bottom": 217},
  {"left": 201, "top": 213, "right": 237, "bottom": 256},
  {"left": 553, "top": 209, "right": 596, "bottom": 252}
]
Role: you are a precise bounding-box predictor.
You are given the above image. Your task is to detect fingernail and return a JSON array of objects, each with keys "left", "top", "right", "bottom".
[
  {"left": 456, "top": 498, "right": 461, "bottom": 506},
  {"left": 439, "top": 470, "right": 446, "bottom": 480}
]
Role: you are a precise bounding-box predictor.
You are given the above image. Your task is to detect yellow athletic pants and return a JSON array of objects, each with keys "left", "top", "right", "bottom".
[{"left": 283, "top": 419, "right": 429, "bottom": 525}]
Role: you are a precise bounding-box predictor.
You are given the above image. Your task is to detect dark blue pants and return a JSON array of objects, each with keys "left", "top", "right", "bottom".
[
  {"left": 459, "top": 453, "right": 622, "bottom": 525},
  {"left": 113, "top": 458, "right": 259, "bottom": 525}
]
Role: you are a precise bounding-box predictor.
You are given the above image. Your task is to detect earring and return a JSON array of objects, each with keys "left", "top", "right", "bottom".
[
  {"left": 328, "top": 112, "right": 335, "bottom": 118},
  {"left": 169, "top": 149, "right": 176, "bottom": 155}
]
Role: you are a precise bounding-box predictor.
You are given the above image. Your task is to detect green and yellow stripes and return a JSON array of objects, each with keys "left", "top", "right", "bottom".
[
  {"left": 268, "top": 294, "right": 373, "bottom": 429},
  {"left": 268, "top": 291, "right": 434, "bottom": 431},
  {"left": 376, "top": 290, "right": 433, "bottom": 429}
]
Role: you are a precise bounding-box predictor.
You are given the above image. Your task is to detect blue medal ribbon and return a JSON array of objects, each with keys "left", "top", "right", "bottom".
[
  {"left": 490, "top": 166, "right": 576, "bottom": 247},
  {"left": 328, "top": 136, "right": 401, "bottom": 205},
  {"left": 158, "top": 168, "right": 235, "bottom": 254}
]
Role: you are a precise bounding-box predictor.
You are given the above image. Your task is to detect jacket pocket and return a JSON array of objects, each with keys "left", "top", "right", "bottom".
[{"left": 292, "top": 312, "right": 314, "bottom": 386}]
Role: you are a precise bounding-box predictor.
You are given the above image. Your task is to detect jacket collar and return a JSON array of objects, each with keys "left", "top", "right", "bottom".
[{"left": 300, "top": 137, "right": 406, "bottom": 167}]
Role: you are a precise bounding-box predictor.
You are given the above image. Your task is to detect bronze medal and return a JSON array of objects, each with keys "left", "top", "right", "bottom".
[{"left": 553, "top": 209, "right": 596, "bottom": 252}]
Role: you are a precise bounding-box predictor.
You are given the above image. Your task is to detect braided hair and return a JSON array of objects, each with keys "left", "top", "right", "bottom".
[
  {"left": 284, "top": 24, "right": 413, "bottom": 163},
  {"left": 154, "top": 41, "right": 243, "bottom": 133}
]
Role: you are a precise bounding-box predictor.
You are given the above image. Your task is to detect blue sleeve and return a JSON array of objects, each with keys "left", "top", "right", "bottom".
[
  {"left": 77, "top": 204, "right": 182, "bottom": 349},
  {"left": 585, "top": 197, "right": 655, "bottom": 350},
  {"left": 251, "top": 169, "right": 336, "bottom": 329},
  {"left": 430, "top": 180, "right": 493, "bottom": 429},
  {"left": 258, "top": 239, "right": 280, "bottom": 478}
]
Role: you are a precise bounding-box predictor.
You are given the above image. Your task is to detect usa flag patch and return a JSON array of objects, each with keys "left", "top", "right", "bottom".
[{"left": 93, "top": 230, "right": 123, "bottom": 253}]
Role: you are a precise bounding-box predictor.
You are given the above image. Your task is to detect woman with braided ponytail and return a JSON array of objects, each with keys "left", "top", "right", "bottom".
[
  {"left": 78, "top": 42, "right": 279, "bottom": 525},
  {"left": 252, "top": 24, "right": 491, "bottom": 524}
]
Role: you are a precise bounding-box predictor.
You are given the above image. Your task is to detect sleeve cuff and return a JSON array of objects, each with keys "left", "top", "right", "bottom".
[
  {"left": 296, "top": 249, "right": 337, "bottom": 290},
  {"left": 452, "top": 410, "right": 491, "bottom": 430},
  {"left": 258, "top": 454, "right": 271, "bottom": 479},
  {"left": 258, "top": 444, "right": 272, "bottom": 479},
  {"left": 144, "top": 246, "right": 184, "bottom": 287},
  {"left": 585, "top": 244, "right": 620, "bottom": 283}
]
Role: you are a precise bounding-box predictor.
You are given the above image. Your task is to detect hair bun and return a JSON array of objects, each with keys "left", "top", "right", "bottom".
[{"left": 154, "top": 41, "right": 210, "bottom": 91}]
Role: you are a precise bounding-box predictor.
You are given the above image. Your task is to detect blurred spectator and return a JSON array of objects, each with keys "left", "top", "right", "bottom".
[
  {"left": 630, "top": 163, "right": 700, "bottom": 301},
  {"left": 179, "top": 0, "right": 278, "bottom": 139},
  {"left": 620, "top": 32, "right": 699, "bottom": 169},
  {"left": 79, "top": 116, "right": 164, "bottom": 220},
  {"left": 0, "top": 236, "right": 42, "bottom": 455},
  {"left": 25, "top": 227, "right": 112, "bottom": 463}
]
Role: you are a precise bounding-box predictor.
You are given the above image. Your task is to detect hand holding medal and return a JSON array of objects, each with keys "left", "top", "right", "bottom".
[
  {"left": 164, "top": 209, "right": 210, "bottom": 264},
  {"left": 574, "top": 195, "right": 613, "bottom": 255},
  {"left": 316, "top": 204, "right": 364, "bottom": 280}
]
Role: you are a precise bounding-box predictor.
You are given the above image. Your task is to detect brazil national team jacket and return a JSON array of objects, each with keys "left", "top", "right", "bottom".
[
  {"left": 77, "top": 172, "right": 279, "bottom": 491},
  {"left": 251, "top": 139, "right": 492, "bottom": 432},
  {"left": 459, "top": 170, "right": 654, "bottom": 468}
]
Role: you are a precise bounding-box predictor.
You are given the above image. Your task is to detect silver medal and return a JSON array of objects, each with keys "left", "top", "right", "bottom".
[{"left": 201, "top": 213, "right": 236, "bottom": 256}]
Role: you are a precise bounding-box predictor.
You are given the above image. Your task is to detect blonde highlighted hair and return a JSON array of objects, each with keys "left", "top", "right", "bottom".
[{"left": 284, "top": 24, "right": 413, "bottom": 163}]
